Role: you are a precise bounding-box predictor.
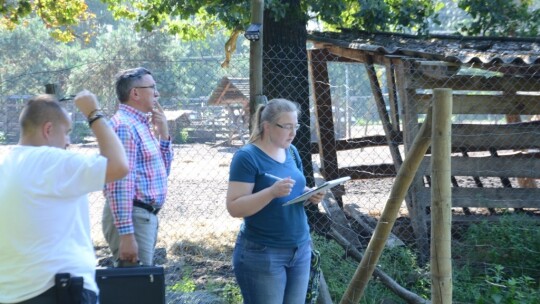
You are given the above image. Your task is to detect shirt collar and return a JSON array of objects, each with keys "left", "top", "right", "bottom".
[{"left": 118, "top": 104, "right": 150, "bottom": 124}]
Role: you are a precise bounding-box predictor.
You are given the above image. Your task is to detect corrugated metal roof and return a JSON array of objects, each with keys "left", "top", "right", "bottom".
[{"left": 308, "top": 30, "right": 540, "bottom": 65}]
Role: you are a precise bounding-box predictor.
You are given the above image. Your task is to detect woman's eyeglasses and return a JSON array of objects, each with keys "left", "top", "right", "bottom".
[{"left": 275, "top": 123, "right": 301, "bottom": 131}]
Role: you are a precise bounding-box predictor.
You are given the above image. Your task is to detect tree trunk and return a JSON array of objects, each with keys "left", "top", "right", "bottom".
[
  {"left": 262, "top": 2, "right": 330, "bottom": 302},
  {"left": 262, "top": 0, "right": 314, "bottom": 187}
]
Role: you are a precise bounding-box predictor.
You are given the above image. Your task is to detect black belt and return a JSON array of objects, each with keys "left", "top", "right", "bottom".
[{"left": 133, "top": 199, "right": 161, "bottom": 215}]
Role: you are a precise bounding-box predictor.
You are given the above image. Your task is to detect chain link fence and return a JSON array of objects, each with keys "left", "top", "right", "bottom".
[{"left": 1, "top": 33, "right": 540, "bottom": 303}]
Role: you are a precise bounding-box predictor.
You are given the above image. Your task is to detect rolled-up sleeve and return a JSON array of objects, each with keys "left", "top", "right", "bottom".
[
  {"left": 104, "top": 124, "right": 137, "bottom": 235},
  {"left": 160, "top": 139, "right": 173, "bottom": 176}
]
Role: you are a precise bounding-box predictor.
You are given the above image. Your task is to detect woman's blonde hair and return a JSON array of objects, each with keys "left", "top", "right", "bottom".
[{"left": 248, "top": 98, "right": 300, "bottom": 143}]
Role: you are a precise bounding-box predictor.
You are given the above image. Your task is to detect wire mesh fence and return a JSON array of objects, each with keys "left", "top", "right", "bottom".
[{"left": 1, "top": 34, "right": 540, "bottom": 303}]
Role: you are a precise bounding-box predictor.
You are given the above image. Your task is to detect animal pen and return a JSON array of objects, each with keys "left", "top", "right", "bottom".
[{"left": 305, "top": 31, "right": 540, "bottom": 302}]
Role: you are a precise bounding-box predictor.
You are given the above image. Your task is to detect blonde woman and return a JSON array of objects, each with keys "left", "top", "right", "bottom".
[{"left": 226, "top": 98, "right": 324, "bottom": 303}]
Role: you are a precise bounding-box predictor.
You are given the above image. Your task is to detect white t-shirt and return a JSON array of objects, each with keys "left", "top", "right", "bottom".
[{"left": 0, "top": 145, "right": 107, "bottom": 303}]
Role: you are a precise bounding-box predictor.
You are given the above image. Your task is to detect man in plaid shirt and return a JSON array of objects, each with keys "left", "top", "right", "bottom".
[{"left": 103, "top": 67, "right": 174, "bottom": 266}]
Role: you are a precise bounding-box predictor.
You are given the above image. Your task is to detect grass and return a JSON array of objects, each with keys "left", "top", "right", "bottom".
[
  {"left": 308, "top": 213, "right": 540, "bottom": 303},
  {"left": 90, "top": 198, "right": 540, "bottom": 303},
  {"left": 452, "top": 213, "right": 540, "bottom": 303}
]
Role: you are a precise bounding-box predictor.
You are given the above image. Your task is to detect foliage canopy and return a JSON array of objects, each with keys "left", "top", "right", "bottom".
[
  {"left": 0, "top": 0, "right": 96, "bottom": 42},
  {"left": 1, "top": 0, "right": 540, "bottom": 41}
]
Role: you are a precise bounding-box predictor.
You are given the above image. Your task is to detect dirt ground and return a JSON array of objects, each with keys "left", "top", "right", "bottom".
[
  {"left": 3, "top": 141, "right": 535, "bottom": 302},
  {"left": 80, "top": 142, "right": 403, "bottom": 300}
]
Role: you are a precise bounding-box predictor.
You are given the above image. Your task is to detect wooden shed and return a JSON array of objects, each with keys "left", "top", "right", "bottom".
[
  {"left": 207, "top": 76, "right": 250, "bottom": 109},
  {"left": 206, "top": 77, "right": 250, "bottom": 144},
  {"left": 307, "top": 30, "right": 540, "bottom": 253},
  {"left": 164, "top": 109, "right": 195, "bottom": 142}
]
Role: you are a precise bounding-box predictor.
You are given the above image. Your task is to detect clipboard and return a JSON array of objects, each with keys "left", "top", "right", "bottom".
[{"left": 282, "top": 176, "right": 351, "bottom": 206}]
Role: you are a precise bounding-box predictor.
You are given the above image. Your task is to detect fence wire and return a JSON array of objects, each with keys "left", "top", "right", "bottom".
[{"left": 1, "top": 36, "right": 540, "bottom": 303}]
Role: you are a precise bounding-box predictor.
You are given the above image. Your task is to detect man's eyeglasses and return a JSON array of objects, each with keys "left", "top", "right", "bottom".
[
  {"left": 133, "top": 84, "right": 157, "bottom": 92},
  {"left": 275, "top": 123, "right": 301, "bottom": 131}
]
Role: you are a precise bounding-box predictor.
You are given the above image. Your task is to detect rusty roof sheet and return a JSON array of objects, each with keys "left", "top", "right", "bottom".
[{"left": 308, "top": 30, "right": 540, "bottom": 66}]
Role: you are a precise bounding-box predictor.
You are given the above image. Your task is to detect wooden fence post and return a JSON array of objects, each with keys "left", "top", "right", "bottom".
[
  {"left": 431, "top": 88, "right": 453, "bottom": 303},
  {"left": 45, "top": 83, "right": 58, "bottom": 95},
  {"left": 340, "top": 107, "right": 433, "bottom": 304}
]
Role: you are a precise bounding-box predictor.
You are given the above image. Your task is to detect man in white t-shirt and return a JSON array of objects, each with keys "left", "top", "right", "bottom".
[{"left": 0, "top": 91, "right": 129, "bottom": 304}]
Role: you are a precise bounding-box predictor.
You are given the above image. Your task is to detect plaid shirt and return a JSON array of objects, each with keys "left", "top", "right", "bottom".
[{"left": 104, "top": 104, "right": 173, "bottom": 235}]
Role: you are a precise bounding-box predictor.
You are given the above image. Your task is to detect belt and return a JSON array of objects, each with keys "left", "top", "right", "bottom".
[{"left": 133, "top": 199, "right": 161, "bottom": 215}]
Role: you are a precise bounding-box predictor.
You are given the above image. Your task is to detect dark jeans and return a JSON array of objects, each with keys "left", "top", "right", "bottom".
[{"left": 14, "top": 286, "right": 97, "bottom": 304}]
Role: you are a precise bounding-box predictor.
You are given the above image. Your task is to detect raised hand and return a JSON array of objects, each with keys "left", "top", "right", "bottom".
[
  {"left": 74, "top": 90, "right": 100, "bottom": 118},
  {"left": 150, "top": 101, "right": 169, "bottom": 140}
]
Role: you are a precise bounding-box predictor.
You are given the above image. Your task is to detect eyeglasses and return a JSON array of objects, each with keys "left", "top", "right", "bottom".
[
  {"left": 133, "top": 84, "right": 157, "bottom": 92},
  {"left": 275, "top": 123, "right": 301, "bottom": 131}
]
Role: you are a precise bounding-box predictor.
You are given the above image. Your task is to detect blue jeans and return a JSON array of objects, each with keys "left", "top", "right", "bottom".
[{"left": 232, "top": 233, "right": 311, "bottom": 304}]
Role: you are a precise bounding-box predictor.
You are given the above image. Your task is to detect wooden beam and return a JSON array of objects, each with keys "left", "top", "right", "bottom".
[
  {"left": 215, "top": 82, "right": 231, "bottom": 105},
  {"left": 384, "top": 57, "right": 400, "bottom": 133},
  {"left": 415, "top": 93, "right": 540, "bottom": 115},
  {"left": 318, "top": 45, "right": 368, "bottom": 63},
  {"left": 309, "top": 135, "right": 388, "bottom": 153},
  {"left": 338, "top": 164, "right": 397, "bottom": 179},
  {"left": 315, "top": 50, "right": 360, "bottom": 63},
  {"left": 417, "top": 188, "right": 540, "bottom": 208},
  {"left": 309, "top": 134, "right": 403, "bottom": 154},
  {"left": 395, "top": 58, "right": 430, "bottom": 262},
  {"left": 344, "top": 203, "right": 405, "bottom": 248},
  {"left": 451, "top": 123, "right": 540, "bottom": 150},
  {"left": 405, "top": 123, "right": 540, "bottom": 151},
  {"left": 419, "top": 154, "right": 540, "bottom": 178},
  {"left": 308, "top": 49, "right": 341, "bottom": 185},
  {"left": 409, "top": 74, "right": 540, "bottom": 91},
  {"left": 366, "top": 57, "right": 392, "bottom": 133}
]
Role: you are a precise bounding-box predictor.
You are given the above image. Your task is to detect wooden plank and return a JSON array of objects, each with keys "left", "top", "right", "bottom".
[
  {"left": 365, "top": 55, "right": 404, "bottom": 168},
  {"left": 344, "top": 203, "right": 405, "bottom": 248},
  {"left": 417, "top": 188, "right": 540, "bottom": 208},
  {"left": 308, "top": 49, "right": 341, "bottom": 185},
  {"left": 394, "top": 58, "right": 430, "bottom": 263},
  {"left": 451, "top": 123, "right": 540, "bottom": 150},
  {"left": 409, "top": 74, "right": 540, "bottom": 91},
  {"left": 314, "top": 177, "right": 365, "bottom": 252},
  {"left": 416, "top": 93, "right": 540, "bottom": 115},
  {"left": 338, "top": 164, "right": 396, "bottom": 180},
  {"left": 309, "top": 134, "right": 400, "bottom": 154},
  {"left": 321, "top": 45, "right": 367, "bottom": 63},
  {"left": 318, "top": 50, "right": 360, "bottom": 63},
  {"left": 390, "top": 123, "right": 540, "bottom": 152},
  {"left": 215, "top": 82, "right": 231, "bottom": 105},
  {"left": 418, "top": 155, "right": 540, "bottom": 178},
  {"left": 332, "top": 135, "right": 393, "bottom": 150},
  {"left": 429, "top": 215, "right": 540, "bottom": 223},
  {"left": 384, "top": 57, "right": 401, "bottom": 133}
]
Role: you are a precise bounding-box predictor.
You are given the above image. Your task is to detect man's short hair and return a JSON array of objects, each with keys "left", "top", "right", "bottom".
[
  {"left": 19, "top": 95, "right": 67, "bottom": 135},
  {"left": 115, "top": 67, "right": 152, "bottom": 103}
]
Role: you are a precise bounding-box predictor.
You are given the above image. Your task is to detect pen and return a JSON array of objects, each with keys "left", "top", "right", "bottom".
[{"left": 264, "top": 173, "right": 283, "bottom": 181}]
